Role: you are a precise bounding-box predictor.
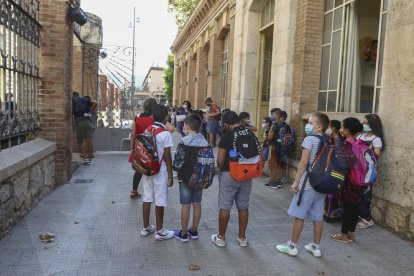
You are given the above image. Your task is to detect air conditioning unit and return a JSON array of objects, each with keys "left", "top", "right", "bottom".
[{"left": 68, "top": 6, "right": 88, "bottom": 26}]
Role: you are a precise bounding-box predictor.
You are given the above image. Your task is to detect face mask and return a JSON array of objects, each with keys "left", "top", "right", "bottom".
[
  {"left": 305, "top": 123, "right": 314, "bottom": 135},
  {"left": 269, "top": 115, "right": 275, "bottom": 121},
  {"left": 245, "top": 120, "right": 250, "bottom": 124},
  {"left": 325, "top": 128, "right": 333, "bottom": 136},
  {"left": 206, "top": 103, "right": 211, "bottom": 107},
  {"left": 261, "top": 123, "right": 267, "bottom": 129},
  {"left": 363, "top": 124, "right": 372, "bottom": 132},
  {"left": 182, "top": 104, "right": 187, "bottom": 109}
]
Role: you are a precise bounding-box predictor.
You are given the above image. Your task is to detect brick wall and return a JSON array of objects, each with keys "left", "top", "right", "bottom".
[
  {"left": 38, "top": 0, "right": 74, "bottom": 184},
  {"left": 290, "top": 0, "right": 324, "bottom": 143}
]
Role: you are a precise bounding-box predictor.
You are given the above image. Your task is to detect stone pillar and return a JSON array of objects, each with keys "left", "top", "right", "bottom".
[
  {"left": 195, "top": 48, "right": 207, "bottom": 109},
  {"left": 72, "top": 41, "right": 83, "bottom": 93},
  {"left": 173, "top": 65, "right": 181, "bottom": 107},
  {"left": 269, "top": 0, "right": 298, "bottom": 121},
  {"left": 373, "top": 0, "right": 414, "bottom": 239},
  {"left": 187, "top": 55, "right": 197, "bottom": 105},
  {"left": 180, "top": 60, "right": 188, "bottom": 105},
  {"left": 99, "top": 75, "right": 108, "bottom": 108},
  {"left": 207, "top": 35, "right": 223, "bottom": 105},
  {"left": 80, "top": 13, "right": 102, "bottom": 101},
  {"left": 38, "top": 0, "right": 74, "bottom": 184}
]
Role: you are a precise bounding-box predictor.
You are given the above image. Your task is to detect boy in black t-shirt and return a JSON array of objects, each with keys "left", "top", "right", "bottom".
[{"left": 211, "top": 111, "right": 252, "bottom": 248}]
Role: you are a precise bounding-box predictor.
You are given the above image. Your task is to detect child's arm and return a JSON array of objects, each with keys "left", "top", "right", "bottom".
[
  {"left": 291, "top": 149, "right": 310, "bottom": 193},
  {"left": 164, "top": 147, "right": 174, "bottom": 187},
  {"left": 217, "top": 148, "right": 227, "bottom": 169}
]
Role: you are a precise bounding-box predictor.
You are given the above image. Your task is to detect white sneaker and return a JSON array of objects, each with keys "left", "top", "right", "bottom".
[
  {"left": 154, "top": 228, "right": 175, "bottom": 240},
  {"left": 237, "top": 237, "right": 248, "bottom": 247},
  {"left": 211, "top": 234, "right": 226, "bottom": 247},
  {"left": 304, "top": 243, "right": 322, "bottom": 258},
  {"left": 356, "top": 218, "right": 374, "bottom": 229},
  {"left": 276, "top": 243, "right": 298, "bottom": 256},
  {"left": 140, "top": 224, "right": 155, "bottom": 237}
]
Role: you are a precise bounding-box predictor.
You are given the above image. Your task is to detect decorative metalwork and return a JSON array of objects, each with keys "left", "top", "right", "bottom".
[{"left": 0, "top": 0, "right": 40, "bottom": 150}]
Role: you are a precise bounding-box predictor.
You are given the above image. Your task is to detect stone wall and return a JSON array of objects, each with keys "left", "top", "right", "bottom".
[{"left": 0, "top": 139, "right": 56, "bottom": 239}]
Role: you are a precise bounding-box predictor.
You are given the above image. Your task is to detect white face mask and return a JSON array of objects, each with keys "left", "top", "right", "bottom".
[
  {"left": 182, "top": 104, "right": 187, "bottom": 109},
  {"left": 261, "top": 123, "right": 267, "bottom": 129},
  {"left": 325, "top": 128, "right": 333, "bottom": 136}
]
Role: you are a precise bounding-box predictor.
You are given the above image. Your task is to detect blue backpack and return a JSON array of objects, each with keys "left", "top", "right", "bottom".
[
  {"left": 174, "top": 145, "right": 215, "bottom": 189},
  {"left": 297, "top": 135, "right": 347, "bottom": 205}
]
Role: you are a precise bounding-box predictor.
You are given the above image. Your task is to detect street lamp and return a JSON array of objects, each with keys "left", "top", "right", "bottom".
[{"left": 129, "top": 7, "right": 140, "bottom": 108}]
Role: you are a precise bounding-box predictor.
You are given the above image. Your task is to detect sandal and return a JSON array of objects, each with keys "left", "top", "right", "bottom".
[
  {"left": 330, "top": 233, "right": 349, "bottom": 243},
  {"left": 130, "top": 191, "right": 140, "bottom": 198}
]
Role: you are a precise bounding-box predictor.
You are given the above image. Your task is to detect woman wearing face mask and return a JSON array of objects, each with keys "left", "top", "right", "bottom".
[
  {"left": 326, "top": 120, "right": 342, "bottom": 150},
  {"left": 176, "top": 101, "right": 193, "bottom": 136},
  {"left": 356, "top": 114, "right": 385, "bottom": 229}
]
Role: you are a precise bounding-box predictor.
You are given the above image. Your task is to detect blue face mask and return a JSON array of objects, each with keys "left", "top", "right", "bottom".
[
  {"left": 363, "top": 124, "right": 372, "bottom": 132},
  {"left": 305, "top": 123, "right": 314, "bottom": 135}
]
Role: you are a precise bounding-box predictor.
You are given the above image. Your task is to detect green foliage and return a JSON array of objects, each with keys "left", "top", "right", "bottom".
[
  {"left": 167, "top": 0, "right": 200, "bottom": 31},
  {"left": 163, "top": 54, "right": 174, "bottom": 105}
]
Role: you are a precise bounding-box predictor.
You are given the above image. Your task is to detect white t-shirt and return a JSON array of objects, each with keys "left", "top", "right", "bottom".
[
  {"left": 299, "top": 135, "right": 322, "bottom": 191},
  {"left": 357, "top": 133, "right": 383, "bottom": 149},
  {"left": 153, "top": 123, "right": 174, "bottom": 172}
]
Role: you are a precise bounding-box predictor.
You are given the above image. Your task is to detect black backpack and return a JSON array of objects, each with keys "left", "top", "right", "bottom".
[{"left": 72, "top": 97, "right": 90, "bottom": 118}]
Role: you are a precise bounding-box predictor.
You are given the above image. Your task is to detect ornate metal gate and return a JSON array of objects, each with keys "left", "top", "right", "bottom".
[{"left": 0, "top": 0, "right": 40, "bottom": 151}]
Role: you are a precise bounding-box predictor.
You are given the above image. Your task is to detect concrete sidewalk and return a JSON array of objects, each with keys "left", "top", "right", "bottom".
[{"left": 0, "top": 151, "right": 413, "bottom": 276}]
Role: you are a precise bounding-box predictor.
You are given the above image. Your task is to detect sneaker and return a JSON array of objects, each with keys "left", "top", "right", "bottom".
[
  {"left": 276, "top": 243, "right": 298, "bottom": 256},
  {"left": 356, "top": 218, "right": 374, "bottom": 229},
  {"left": 304, "top": 243, "right": 322, "bottom": 258},
  {"left": 140, "top": 224, "right": 155, "bottom": 237},
  {"left": 264, "top": 181, "right": 273, "bottom": 187},
  {"left": 271, "top": 181, "right": 283, "bottom": 189},
  {"left": 175, "top": 230, "right": 189, "bottom": 242},
  {"left": 281, "top": 177, "right": 289, "bottom": 184},
  {"left": 264, "top": 177, "right": 272, "bottom": 183},
  {"left": 83, "top": 159, "right": 93, "bottom": 165},
  {"left": 154, "top": 228, "right": 175, "bottom": 240},
  {"left": 237, "top": 237, "right": 248, "bottom": 247},
  {"left": 211, "top": 234, "right": 226, "bottom": 247},
  {"left": 188, "top": 228, "right": 199, "bottom": 240}
]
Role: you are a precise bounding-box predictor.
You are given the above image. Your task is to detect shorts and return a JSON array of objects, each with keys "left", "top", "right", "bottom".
[
  {"left": 218, "top": 172, "right": 252, "bottom": 210},
  {"left": 142, "top": 171, "right": 169, "bottom": 206},
  {"left": 206, "top": 119, "right": 219, "bottom": 134},
  {"left": 288, "top": 188, "right": 325, "bottom": 221},
  {"left": 75, "top": 119, "right": 93, "bottom": 143},
  {"left": 179, "top": 182, "right": 203, "bottom": 205}
]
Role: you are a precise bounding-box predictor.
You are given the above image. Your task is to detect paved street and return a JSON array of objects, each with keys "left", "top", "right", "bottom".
[{"left": 1, "top": 133, "right": 414, "bottom": 275}]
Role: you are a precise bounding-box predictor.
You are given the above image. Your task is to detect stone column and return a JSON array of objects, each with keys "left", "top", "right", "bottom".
[
  {"left": 195, "top": 47, "right": 207, "bottom": 109},
  {"left": 187, "top": 55, "right": 197, "bottom": 105},
  {"left": 207, "top": 35, "right": 223, "bottom": 105},
  {"left": 38, "top": 0, "right": 74, "bottom": 183},
  {"left": 373, "top": 0, "right": 414, "bottom": 239}
]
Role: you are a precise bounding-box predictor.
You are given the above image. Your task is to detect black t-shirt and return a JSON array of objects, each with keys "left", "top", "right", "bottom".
[{"left": 218, "top": 128, "right": 233, "bottom": 172}]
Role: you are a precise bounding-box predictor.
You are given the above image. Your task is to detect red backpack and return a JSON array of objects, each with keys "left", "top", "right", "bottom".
[{"left": 131, "top": 123, "right": 166, "bottom": 176}]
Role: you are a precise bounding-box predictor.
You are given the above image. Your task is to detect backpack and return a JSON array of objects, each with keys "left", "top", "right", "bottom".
[
  {"left": 131, "top": 123, "right": 166, "bottom": 176},
  {"left": 280, "top": 124, "right": 296, "bottom": 155},
  {"left": 348, "top": 139, "right": 378, "bottom": 186},
  {"left": 229, "top": 127, "right": 263, "bottom": 181},
  {"left": 297, "top": 135, "right": 347, "bottom": 205},
  {"left": 176, "top": 145, "right": 215, "bottom": 189}
]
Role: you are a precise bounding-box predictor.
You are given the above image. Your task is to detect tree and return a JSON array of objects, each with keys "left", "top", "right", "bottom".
[
  {"left": 163, "top": 54, "right": 174, "bottom": 106},
  {"left": 167, "top": 0, "right": 200, "bottom": 31}
]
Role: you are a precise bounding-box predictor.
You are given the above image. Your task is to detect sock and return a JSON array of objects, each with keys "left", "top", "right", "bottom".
[{"left": 288, "top": 240, "right": 297, "bottom": 248}]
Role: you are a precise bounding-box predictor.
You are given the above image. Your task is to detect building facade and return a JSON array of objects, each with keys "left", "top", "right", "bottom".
[
  {"left": 142, "top": 66, "right": 167, "bottom": 105},
  {"left": 172, "top": 0, "right": 414, "bottom": 239}
]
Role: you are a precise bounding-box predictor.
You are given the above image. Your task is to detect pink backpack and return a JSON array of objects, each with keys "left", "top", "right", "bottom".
[{"left": 348, "top": 139, "right": 378, "bottom": 186}]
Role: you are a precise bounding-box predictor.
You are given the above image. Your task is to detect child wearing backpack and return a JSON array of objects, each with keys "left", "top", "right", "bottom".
[
  {"left": 140, "top": 104, "right": 175, "bottom": 241},
  {"left": 261, "top": 117, "right": 272, "bottom": 170},
  {"left": 276, "top": 112, "right": 330, "bottom": 258},
  {"left": 330, "top": 118, "right": 365, "bottom": 243},
  {"left": 211, "top": 111, "right": 261, "bottom": 248},
  {"left": 173, "top": 114, "right": 215, "bottom": 242},
  {"left": 356, "top": 114, "right": 384, "bottom": 229},
  {"left": 239, "top": 112, "right": 258, "bottom": 132},
  {"left": 266, "top": 108, "right": 283, "bottom": 188},
  {"left": 326, "top": 120, "right": 343, "bottom": 150}
]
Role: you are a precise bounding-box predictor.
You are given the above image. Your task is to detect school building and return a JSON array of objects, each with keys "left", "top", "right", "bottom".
[{"left": 172, "top": 0, "right": 414, "bottom": 240}]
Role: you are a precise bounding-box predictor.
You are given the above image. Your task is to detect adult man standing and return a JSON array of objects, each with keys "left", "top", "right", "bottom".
[
  {"left": 72, "top": 92, "right": 97, "bottom": 165},
  {"left": 204, "top": 97, "right": 221, "bottom": 147}
]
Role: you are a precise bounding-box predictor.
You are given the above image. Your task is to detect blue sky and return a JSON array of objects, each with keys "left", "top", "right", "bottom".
[{"left": 82, "top": 0, "right": 178, "bottom": 85}]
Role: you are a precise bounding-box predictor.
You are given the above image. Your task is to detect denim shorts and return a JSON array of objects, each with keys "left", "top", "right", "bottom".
[
  {"left": 206, "top": 119, "right": 219, "bottom": 134},
  {"left": 288, "top": 188, "right": 325, "bottom": 221},
  {"left": 179, "top": 182, "right": 203, "bottom": 205}
]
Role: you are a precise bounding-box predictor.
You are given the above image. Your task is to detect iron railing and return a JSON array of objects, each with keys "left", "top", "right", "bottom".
[{"left": 0, "top": 0, "right": 41, "bottom": 150}]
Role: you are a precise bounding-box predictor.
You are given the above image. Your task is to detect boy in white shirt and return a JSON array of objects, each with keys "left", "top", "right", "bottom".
[{"left": 140, "top": 104, "right": 175, "bottom": 240}]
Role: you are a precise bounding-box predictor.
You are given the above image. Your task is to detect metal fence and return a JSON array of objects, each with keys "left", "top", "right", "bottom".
[{"left": 0, "top": 0, "right": 40, "bottom": 150}]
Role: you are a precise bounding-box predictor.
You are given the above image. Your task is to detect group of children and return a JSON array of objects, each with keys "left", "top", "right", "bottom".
[{"left": 131, "top": 98, "right": 384, "bottom": 257}]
